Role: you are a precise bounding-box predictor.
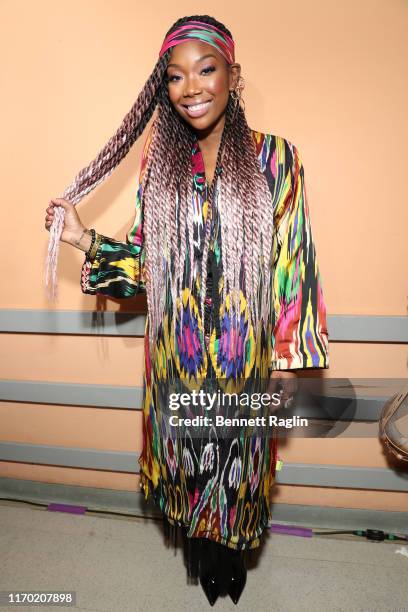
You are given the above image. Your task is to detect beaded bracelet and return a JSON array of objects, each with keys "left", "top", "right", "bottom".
[
  {"left": 90, "top": 233, "right": 102, "bottom": 261},
  {"left": 85, "top": 229, "right": 102, "bottom": 262},
  {"left": 85, "top": 229, "right": 96, "bottom": 260}
]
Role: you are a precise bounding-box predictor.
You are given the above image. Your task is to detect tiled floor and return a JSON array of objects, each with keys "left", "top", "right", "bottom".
[{"left": 1, "top": 502, "right": 407, "bottom": 612}]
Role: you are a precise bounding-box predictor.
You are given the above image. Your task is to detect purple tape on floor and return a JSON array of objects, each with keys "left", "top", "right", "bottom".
[
  {"left": 270, "top": 523, "right": 313, "bottom": 537},
  {"left": 47, "top": 503, "right": 87, "bottom": 514}
]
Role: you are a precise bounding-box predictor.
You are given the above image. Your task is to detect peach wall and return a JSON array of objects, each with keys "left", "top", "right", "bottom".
[
  {"left": 1, "top": 0, "right": 407, "bottom": 512},
  {"left": 0, "top": 0, "right": 407, "bottom": 313}
]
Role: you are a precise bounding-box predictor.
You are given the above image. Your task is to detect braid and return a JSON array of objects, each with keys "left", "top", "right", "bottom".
[
  {"left": 45, "top": 53, "right": 168, "bottom": 299},
  {"left": 198, "top": 98, "right": 233, "bottom": 346},
  {"left": 164, "top": 15, "right": 233, "bottom": 39}
]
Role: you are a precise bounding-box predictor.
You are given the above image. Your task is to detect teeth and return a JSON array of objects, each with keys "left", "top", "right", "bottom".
[{"left": 187, "top": 101, "right": 210, "bottom": 110}]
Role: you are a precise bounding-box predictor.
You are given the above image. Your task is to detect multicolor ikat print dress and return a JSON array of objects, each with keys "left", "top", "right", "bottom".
[{"left": 80, "top": 125, "right": 329, "bottom": 551}]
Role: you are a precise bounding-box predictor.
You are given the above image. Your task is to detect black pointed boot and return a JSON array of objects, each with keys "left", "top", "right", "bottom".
[
  {"left": 215, "top": 542, "right": 233, "bottom": 596},
  {"left": 199, "top": 539, "right": 220, "bottom": 606},
  {"left": 227, "top": 548, "right": 247, "bottom": 605}
]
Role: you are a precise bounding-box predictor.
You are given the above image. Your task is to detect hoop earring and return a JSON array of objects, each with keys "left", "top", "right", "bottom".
[{"left": 230, "top": 75, "right": 245, "bottom": 115}]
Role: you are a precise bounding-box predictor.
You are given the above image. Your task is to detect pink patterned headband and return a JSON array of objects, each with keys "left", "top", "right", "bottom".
[{"left": 159, "top": 20, "right": 235, "bottom": 64}]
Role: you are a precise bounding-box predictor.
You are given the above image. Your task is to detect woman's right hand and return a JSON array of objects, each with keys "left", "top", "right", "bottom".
[{"left": 44, "top": 198, "right": 86, "bottom": 245}]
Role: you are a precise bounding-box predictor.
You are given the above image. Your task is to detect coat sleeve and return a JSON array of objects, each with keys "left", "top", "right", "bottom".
[
  {"left": 80, "top": 124, "right": 154, "bottom": 299},
  {"left": 270, "top": 143, "right": 329, "bottom": 370}
]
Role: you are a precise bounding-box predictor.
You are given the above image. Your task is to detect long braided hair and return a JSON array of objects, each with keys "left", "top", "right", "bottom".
[{"left": 46, "top": 15, "right": 275, "bottom": 355}]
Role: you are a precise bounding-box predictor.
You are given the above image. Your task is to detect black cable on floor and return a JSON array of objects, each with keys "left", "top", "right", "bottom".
[
  {"left": 313, "top": 529, "right": 407, "bottom": 542},
  {"left": 0, "top": 496, "right": 162, "bottom": 522},
  {"left": 1, "top": 496, "right": 407, "bottom": 542}
]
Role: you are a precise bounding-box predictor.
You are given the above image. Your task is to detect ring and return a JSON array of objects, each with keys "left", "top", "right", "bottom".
[{"left": 284, "top": 395, "right": 294, "bottom": 409}]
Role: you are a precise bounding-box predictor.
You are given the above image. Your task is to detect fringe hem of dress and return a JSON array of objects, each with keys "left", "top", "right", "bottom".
[{"left": 139, "top": 469, "right": 273, "bottom": 552}]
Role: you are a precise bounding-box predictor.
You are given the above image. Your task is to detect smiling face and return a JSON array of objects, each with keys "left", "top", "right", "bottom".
[{"left": 166, "top": 39, "right": 241, "bottom": 135}]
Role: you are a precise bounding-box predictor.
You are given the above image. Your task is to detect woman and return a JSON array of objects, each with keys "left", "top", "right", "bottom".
[{"left": 44, "top": 15, "right": 329, "bottom": 605}]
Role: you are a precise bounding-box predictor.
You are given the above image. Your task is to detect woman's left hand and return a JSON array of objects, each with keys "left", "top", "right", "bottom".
[{"left": 267, "top": 370, "right": 298, "bottom": 411}]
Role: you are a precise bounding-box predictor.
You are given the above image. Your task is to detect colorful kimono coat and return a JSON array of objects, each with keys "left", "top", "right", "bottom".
[{"left": 80, "top": 124, "right": 329, "bottom": 550}]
